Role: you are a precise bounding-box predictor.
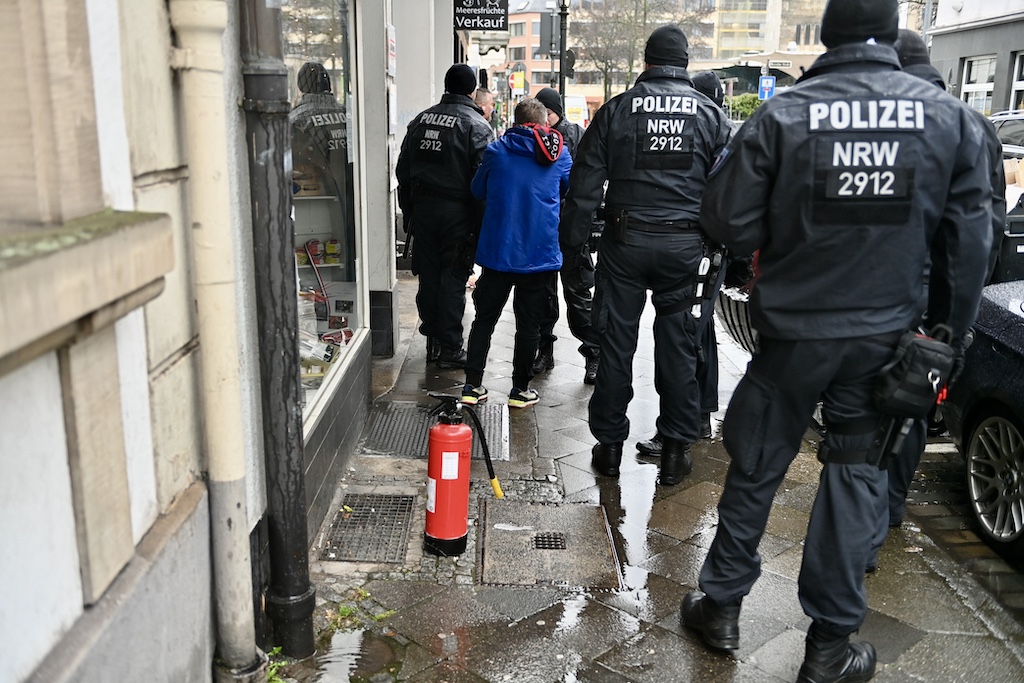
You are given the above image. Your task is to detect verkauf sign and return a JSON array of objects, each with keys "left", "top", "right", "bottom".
[{"left": 454, "top": 0, "right": 508, "bottom": 31}]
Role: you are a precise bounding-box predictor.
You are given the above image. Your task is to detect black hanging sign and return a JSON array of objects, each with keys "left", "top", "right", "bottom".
[{"left": 454, "top": 0, "right": 509, "bottom": 31}]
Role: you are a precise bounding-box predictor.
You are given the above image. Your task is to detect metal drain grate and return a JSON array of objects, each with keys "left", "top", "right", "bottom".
[
  {"left": 532, "top": 532, "right": 567, "bottom": 550},
  {"left": 320, "top": 494, "right": 415, "bottom": 563},
  {"left": 360, "top": 401, "right": 508, "bottom": 461}
]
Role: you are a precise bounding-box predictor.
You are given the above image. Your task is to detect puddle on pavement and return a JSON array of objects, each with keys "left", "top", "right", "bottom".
[{"left": 282, "top": 629, "right": 403, "bottom": 683}]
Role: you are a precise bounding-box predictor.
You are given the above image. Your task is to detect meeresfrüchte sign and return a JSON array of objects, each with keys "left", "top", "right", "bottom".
[{"left": 454, "top": 0, "right": 508, "bottom": 31}]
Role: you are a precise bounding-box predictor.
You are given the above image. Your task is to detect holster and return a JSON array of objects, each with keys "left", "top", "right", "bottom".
[{"left": 606, "top": 209, "right": 628, "bottom": 243}]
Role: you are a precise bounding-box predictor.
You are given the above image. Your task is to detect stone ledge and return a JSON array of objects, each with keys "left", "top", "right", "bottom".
[{"left": 0, "top": 210, "right": 173, "bottom": 361}]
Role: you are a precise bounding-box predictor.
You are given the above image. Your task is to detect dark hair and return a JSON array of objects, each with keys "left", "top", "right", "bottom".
[{"left": 514, "top": 98, "right": 547, "bottom": 126}]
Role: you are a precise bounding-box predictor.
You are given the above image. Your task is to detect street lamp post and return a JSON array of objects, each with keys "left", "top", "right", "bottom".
[{"left": 558, "top": 0, "right": 569, "bottom": 111}]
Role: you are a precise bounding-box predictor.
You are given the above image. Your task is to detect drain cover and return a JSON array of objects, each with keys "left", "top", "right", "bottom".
[
  {"left": 480, "top": 500, "right": 621, "bottom": 590},
  {"left": 320, "top": 494, "right": 415, "bottom": 563},
  {"left": 361, "top": 401, "right": 508, "bottom": 461}
]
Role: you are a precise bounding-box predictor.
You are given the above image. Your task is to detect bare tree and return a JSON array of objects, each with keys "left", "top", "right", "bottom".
[{"left": 571, "top": 0, "right": 714, "bottom": 101}]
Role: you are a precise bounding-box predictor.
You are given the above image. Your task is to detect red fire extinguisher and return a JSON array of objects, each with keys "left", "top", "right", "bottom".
[{"left": 424, "top": 394, "right": 503, "bottom": 557}]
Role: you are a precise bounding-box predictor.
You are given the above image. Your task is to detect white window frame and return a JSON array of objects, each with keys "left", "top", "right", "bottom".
[
  {"left": 961, "top": 54, "right": 997, "bottom": 116},
  {"left": 1011, "top": 53, "right": 1024, "bottom": 111}
]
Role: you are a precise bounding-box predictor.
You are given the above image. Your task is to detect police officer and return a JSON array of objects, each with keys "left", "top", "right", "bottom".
[
  {"left": 396, "top": 65, "right": 494, "bottom": 368},
  {"left": 880, "top": 29, "right": 1007, "bottom": 535},
  {"left": 560, "top": 25, "right": 732, "bottom": 485},
  {"left": 680, "top": 2, "right": 993, "bottom": 682},
  {"left": 532, "top": 86, "right": 601, "bottom": 384}
]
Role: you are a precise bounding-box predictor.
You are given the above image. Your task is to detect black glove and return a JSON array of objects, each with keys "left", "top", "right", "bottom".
[{"left": 723, "top": 254, "right": 755, "bottom": 289}]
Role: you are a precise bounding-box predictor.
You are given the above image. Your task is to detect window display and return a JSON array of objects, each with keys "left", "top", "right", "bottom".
[{"left": 284, "top": 1, "right": 359, "bottom": 406}]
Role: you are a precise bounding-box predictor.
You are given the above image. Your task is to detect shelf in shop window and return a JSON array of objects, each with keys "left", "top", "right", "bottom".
[{"left": 297, "top": 263, "right": 345, "bottom": 269}]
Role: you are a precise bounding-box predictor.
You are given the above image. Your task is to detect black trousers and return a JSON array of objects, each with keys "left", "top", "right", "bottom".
[
  {"left": 410, "top": 202, "right": 476, "bottom": 350},
  {"left": 589, "top": 229, "right": 703, "bottom": 444},
  {"left": 465, "top": 268, "right": 557, "bottom": 390},
  {"left": 699, "top": 335, "right": 891, "bottom": 636},
  {"left": 537, "top": 246, "right": 600, "bottom": 359}
]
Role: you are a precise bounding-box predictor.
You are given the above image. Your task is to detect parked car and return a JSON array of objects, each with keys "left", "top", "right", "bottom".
[
  {"left": 991, "top": 110, "right": 1024, "bottom": 148},
  {"left": 940, "top": 279, "right": 1024, "bottom": 561}
]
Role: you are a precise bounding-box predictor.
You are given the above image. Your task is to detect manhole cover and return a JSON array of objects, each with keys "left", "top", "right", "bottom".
[
  {"left": 320, "top": 493, "right": 415, "bottom": 563},
  {"left": 479, "top": 500, "right": 621, "bottom": 590},
  {"left": 361, "top": 401, "right": 508, "bottom": 461}
]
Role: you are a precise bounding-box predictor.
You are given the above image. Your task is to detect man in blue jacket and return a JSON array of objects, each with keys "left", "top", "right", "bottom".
[{"left": 461, "top": 98, "right": 572, "bottom": 409}]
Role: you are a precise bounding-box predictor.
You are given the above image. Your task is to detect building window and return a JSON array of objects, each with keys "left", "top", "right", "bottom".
[
  {"left": 532, "top": 71, "right": 553, "bottom": 85},
  {"left": 532, "top": 20, "right": 540, "bottom": 36},
  {"left": 508, "top": 46, "right": 526, "bottom": 62},
  {"left": 795, "top": 25, "right": 801, "bottom": 44},
  {"left": 510, "top": 22, "right": 525, "bottom": 37},
  {"left": 1012, "top": 53, "right": 1024, "bottom": 111},
  {"left": 961, "top": 55, "right": 996, "bottom": 116}
]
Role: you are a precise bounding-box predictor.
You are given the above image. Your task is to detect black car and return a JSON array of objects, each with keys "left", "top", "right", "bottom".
[{"left": 940, "top": 279, "right": 1024, "bottom": 560}]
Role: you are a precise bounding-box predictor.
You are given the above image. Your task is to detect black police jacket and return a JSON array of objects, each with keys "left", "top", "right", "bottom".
[
  {"left": 560, "top": 65, "right": 733, "bottom": 251},
  {"left": 700, "top": 43, "right": 993, "bottom": 342},
  {"left": 396, "top": 93, "right": 494, "bottom": 219}
]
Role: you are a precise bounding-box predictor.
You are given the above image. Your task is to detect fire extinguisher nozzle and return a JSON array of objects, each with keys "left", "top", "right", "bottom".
[{"left": 490, "top": 478, "right": 504, "bottom": 499}]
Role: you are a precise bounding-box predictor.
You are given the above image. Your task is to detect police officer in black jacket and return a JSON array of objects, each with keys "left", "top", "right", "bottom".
[
  {"left": 532, "top": 86, "right": 601, "bottom": 384},
  {"left": 680, "top": 2, "right": 993, "bottom": 681},
  {"left": 396, "top": 65, "right": 494, "bottom": 368},
  {"left": 560, "top": 25, "right": 732, "bottom": 485}
]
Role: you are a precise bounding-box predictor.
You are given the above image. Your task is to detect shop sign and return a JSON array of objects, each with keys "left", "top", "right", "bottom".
[{"left": 454, "top": 0, "right": 508, "bottom": 31}]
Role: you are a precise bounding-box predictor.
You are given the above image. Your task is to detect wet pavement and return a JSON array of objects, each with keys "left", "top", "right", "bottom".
[{"left": 282, "top": 271, "right": 1024, "bottom": 682}]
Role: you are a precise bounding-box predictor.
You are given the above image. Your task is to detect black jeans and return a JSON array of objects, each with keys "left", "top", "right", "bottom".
[{"left": 465, "top": 268, "right": 557, "bottom": 390}]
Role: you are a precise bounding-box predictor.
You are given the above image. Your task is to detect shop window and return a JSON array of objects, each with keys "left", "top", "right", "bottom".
[
  {"left": 961, "top": 55, "right": 996, "bottom": 116},
  {"left": 282, "top": 1, "right": 360, "bottom": 406},
  {"left": 1012, "top": 53, "right": 1024, "bottom": 111}
]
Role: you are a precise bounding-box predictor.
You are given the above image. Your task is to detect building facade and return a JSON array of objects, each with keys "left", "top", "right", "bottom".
[
  {"left": 0, "top": 0, "right": 451, "bottom": 680},
  {"left": 929, "top": 0, "right": 1024, "bottom": 115}
]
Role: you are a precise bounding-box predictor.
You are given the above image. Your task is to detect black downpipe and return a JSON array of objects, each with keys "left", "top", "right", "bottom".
[{"left": 238, "top": 0, "right": 316, "bottom": 659}]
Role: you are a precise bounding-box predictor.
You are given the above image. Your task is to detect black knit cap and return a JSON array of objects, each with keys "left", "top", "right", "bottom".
[
  {"left": 820, "top": 0, "right": 899, "bottom": 48},
  {"left": 444, "top": 64, "right": 478, "bottom": 96},
  {"left": 644, "top": 25, "right": 689, "bottom": 68},
  {"left": 297, "top": 62, "right": 331, "bottom": 94},
  {"left": 894, "top": 28, "right": 931, "bottom": 67},
  {"left": 692, "top": 71, "right": 724, "bottom": 109},
  {"left": 535, "top": 87, "right": 563, "bottom": 119}
]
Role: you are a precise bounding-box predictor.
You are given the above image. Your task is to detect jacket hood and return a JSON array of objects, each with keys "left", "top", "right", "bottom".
[
  {"left": 904, "top": 62, "right": 946, "bottom": 90},
  {"left": 501, "top": 125, "right": 565, "bottom": 165},
  {"left": 799, "top": 42, "right": 900, "bottom": 82}
]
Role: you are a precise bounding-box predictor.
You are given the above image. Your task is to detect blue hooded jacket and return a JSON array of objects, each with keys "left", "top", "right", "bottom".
[{"left": 470, "top": 125, "right": 572, "bottom": 274}]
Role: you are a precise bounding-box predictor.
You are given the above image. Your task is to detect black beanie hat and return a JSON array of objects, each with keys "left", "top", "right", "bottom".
[
  {"left": 444, "top": 64, "right": 477, "bottom": 96},
  {"left": 535, "top": 87, "right": 563, "bottom": 119},
  {"left": 692, "top": 71, "right": 724, "bottom": 109},
  {"left": 894, "top": 28, "right": 931, "bottom": 67},
  {"left": 297, "top": 62, "right": 331, "bottom": 94},
  {"left": 644, "top": 25, "right": 689, "bottom": 68},
  {"left": 820, "top": 0, "right": 899, "bottom": 48}
]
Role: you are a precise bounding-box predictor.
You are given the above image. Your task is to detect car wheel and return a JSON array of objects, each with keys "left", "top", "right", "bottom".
[{"left": 965, "top": 411, "right": 1024, "bottom": 560}]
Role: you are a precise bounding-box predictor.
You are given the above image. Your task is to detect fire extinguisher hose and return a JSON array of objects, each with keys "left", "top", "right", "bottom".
[{"left": 462, "top": 404, "right": 504, "bottom": 499}]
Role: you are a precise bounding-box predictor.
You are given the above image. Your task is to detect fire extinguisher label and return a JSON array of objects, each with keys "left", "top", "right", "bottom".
[
  {"left": 441, "top": 451, "right": 460, "bottom": 480},
  {"left": 426, "top": 477, "right": 436, "bottom": 513}
]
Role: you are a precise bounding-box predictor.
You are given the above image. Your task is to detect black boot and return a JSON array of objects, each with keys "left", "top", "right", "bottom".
[
  {"left": 680, "top": 591, "right": 740, "bottom": 651},
  {"left": 583, "top": 355, "right": 599, "bottom": 385},
  {"left": 659, "top": 438, "right": 693, "bottom": 486},
  {"left": 435, "top": 346, "right": 467, "bottom": 369},
  {"left": 636, "top": 432, "right": 663, "bottom": 457},
  {"left": 797, "top": 625, "right": 876, "bottom": 683},
  {"left": 700, "top": 413, "right": 713, "bottom": 439},
  {"left": 591, "top": 442, "right": 622, "bottom": 477},
  {"left": 532, "top": 348, "right": 555, "bottom": 374},
  {"left": 425, "top": 336, "right": 440, "bottom": 362}
]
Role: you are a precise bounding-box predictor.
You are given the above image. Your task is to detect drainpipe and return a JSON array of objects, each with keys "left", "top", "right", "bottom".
[
  {"left": 238, "top": 0, "right": 316, "bottom": 659},
  {"left": 168, "top": 1, "right": 266, "bottom": 681}
]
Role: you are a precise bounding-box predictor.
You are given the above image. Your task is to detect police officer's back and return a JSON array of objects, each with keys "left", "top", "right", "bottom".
[
  {"left": 682, "top": 2, "right": 992, "bottom": 681},
  {"left": 560, "top": 25, "right": 731, "bottom": 486},
  {"left": 396, "top": 65, "right": 494, "bottom": 368}
]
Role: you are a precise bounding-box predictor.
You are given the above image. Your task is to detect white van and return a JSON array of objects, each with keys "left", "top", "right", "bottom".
[{"left": 563, "top": 95, "right": 590, "bottom": 130}]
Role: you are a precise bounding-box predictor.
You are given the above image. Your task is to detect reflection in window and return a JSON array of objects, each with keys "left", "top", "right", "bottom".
[{"left": 961, "top": 55, "right": 997, "bottom": 116}]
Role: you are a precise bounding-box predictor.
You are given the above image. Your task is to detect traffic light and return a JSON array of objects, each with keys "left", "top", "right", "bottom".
[{"left": 565, "top": 48, "right": 576, "bottom": 78}]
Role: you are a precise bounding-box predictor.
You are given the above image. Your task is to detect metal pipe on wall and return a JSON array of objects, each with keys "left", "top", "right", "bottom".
[
  {"left": 167, "top": 1, "right": 264, "bottom": 680},
  {"left": 238, "top": 0, "right": 316, "bottom": 659}
]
